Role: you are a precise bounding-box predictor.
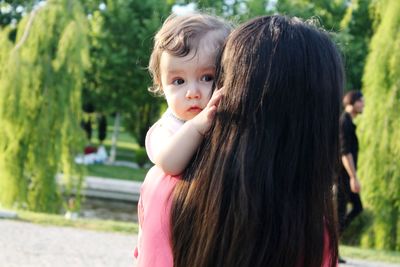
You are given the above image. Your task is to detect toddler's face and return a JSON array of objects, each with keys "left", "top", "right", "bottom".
[{"left": 159, "top": 44, "right": 216, "bottom": 121}]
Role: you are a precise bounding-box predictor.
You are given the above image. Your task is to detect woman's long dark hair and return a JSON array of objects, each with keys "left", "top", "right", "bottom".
[{"left": 171, "top": 15, "right": 343, "bottom": 267}]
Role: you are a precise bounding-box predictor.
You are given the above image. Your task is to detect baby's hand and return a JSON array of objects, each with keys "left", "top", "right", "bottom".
[{"left": 190, "top": 89, "right": 223, "bottom": 135}]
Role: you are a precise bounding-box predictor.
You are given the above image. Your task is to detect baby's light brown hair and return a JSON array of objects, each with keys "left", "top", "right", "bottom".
[{"left": 148, "top": 12, "right": 232, "bottom": 95}]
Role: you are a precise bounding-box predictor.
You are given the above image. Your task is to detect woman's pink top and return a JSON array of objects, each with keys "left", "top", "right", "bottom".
[
  {"left": 134, "top": 110, "right": 337, "bottom": 267},
  {"left": 135, "top": 109, "right": 183, "bottom": 267}
]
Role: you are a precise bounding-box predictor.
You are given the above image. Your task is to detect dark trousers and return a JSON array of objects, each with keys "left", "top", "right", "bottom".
[{"left": 337, "top": 177, "right": 363, "bottom": 234}]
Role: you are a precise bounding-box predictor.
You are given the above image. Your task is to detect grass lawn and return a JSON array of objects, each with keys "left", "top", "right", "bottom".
[
  {"left": 340, "top": 244, "right": 400, "bottom": 264},
  {"left": 86, "top": 164, "right": 148, "bottom": 181},
  {"left": 15, "top": 210, "right": 138, "bottom": 234}
]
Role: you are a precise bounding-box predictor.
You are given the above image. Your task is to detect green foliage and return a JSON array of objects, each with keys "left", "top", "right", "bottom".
[
  {"left": 275, "top": 0, "right": 373, "bottom": 92},
  {"left": 341, "top": 208, "right": 374, "bottom": 246},
  {"left": 337, "top": 0, "right": 373, "bottom": 91},
  {"left": 182, "top": 0, "right": 224, "bottom": 14},
  {"left": 358, "top": 0, "right": 400, "bottom": 251},
  {"left": 0, "top": 0, "right": 89, "bottom": 212},
  {"left": 0, "top": 0, "right": 35, "bottom": 28},
  {"left": 246, "top": 0, "right": 271, "bottom": 18},
  {"left": 133, "top": 147, "right": 150, "bottom": 168},
  {"left": 83, "top": 0, "right": 169, "bottom": 146},
  {"left": 177, "top": 0, "right": 273, "bottom": 20},
  {"left": 276, "top": 0, "right": 348, "bottom": 30}
]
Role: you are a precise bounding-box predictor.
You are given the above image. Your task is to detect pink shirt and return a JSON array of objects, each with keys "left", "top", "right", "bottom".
[{"left": 135, "top": 110, "right": 183, "bottom": 267}]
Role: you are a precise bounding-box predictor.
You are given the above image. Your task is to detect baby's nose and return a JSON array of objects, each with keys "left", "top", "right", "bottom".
[{"left": 186, "top": 84, "right": 201, "bottom": 99}]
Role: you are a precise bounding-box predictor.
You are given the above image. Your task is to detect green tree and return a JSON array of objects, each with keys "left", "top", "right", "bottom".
[
  {"left": 276, "top": 0, "right": 347, "bottom": 30},
  {"left": 0, "top": 0, "right": 37, "bottom": 42},
  {"left": 84, "top": 0, "right": 169, "bottom": 152},
  {"left": 0, "top": 0, "right": 89, "bottom": 212},
  {"left": 338, "top": 0, "right": 373, "bottom": 91},
  {"left": 175, "top": 0, "right": 225, "bottom": 15},
  {"left": 275, "top": 0, "right": 373, "bottom": 92},
  {"left": 175, "top": 0, "right": 272, "bottom": 19},
  {"left": 0, "top": 0, "right": 36, "bottom": 27},
  {"left": 358, "top": 0, "right": 400, "bottom": 251},
  {"left": 246, "top": 0, "right": 272, "bottom": 18}
]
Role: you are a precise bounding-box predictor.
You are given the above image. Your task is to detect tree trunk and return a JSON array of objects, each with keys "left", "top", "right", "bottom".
[{"left": 109, "top": 112, "right": 120, "bottom": 163}]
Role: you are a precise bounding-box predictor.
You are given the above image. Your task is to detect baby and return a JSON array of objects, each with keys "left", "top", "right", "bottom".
[{"left": 135, "top": 12, "right": 231, "bottom": 267}]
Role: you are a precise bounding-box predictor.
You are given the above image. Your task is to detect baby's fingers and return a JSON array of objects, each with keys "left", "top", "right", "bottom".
[
  {"left": 207, "top": 106, "right": 217, "bottom": 120},
  {"left": 208, "top": 90, "right": 223, "bottom": 108}
]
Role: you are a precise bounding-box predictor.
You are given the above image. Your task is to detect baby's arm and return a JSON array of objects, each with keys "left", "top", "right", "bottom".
[{"left": 154, "top": 90, "right": 222, "bottom": 175}]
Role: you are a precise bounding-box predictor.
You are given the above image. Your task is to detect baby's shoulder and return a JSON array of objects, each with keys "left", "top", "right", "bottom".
[{"left": 152, "top": 109, "right": 184, "bottom": 134}]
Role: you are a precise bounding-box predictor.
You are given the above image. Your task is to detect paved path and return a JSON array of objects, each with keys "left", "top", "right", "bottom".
[
  {"left": 1, "top": 219, "right": 399, "bottom": 267},
  {"left": 0, "top": 220, "right": 137, "bottom": 267},
  {"left": 341, "top": 259, "right": 399, "bottom": 267}
]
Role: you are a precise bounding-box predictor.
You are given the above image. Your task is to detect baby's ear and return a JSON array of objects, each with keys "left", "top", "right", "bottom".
[
  {"left": 158, "top": 85, "right": 165, "bottom": 96},
  {"left": 148, "top": 84, "right": 164, "bottom": 97}
]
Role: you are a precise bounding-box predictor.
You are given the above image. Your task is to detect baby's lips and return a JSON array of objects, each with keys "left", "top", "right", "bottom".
[{"left": 188, "top": 106, "right": 202, "bottom": 112}]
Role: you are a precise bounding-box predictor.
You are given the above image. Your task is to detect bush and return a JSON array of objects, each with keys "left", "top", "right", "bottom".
[
  {"left": 134, "top": 147, "right": 150, "bottom": 168},
  {"left": 341, "top": 208, "right": 374, "bottom": 246}
]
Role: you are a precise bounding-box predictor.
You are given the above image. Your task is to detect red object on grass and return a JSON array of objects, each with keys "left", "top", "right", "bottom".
[{"left": 84, "top": 146, "right": 97, "bottom": 154}]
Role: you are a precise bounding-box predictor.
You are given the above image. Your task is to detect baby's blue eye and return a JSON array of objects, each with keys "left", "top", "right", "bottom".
[
  {"left": 172, "top": 79, "right": 185, "bottom": 85},
  {"left": 201, "top": 75, "right": 214, "bottom": 82}
]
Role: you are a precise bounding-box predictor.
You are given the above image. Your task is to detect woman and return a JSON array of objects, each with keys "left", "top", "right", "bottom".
[{"left": 171, "top": 15, "right": 343, "bottom": 267}]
